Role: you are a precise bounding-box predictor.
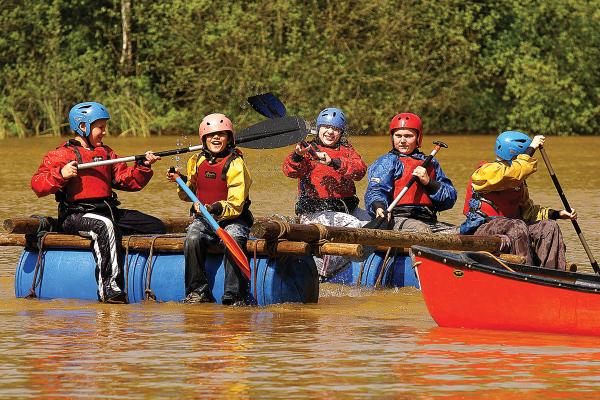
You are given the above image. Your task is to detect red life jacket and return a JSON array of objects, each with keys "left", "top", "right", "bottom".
[
  {"left": 194, "top": 153, "right": 237, "bottom": 205},
  {"left": 393, "top": 156, "right": 435, "bottom": 206},
  {"left": 63, "top": 143, "right": 113, "bottom": 202},
  {"left": 462, "top": 162, "right": 525, "bottom": 218}
]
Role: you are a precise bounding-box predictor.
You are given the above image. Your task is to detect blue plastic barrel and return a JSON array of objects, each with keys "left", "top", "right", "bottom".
[
  {"left": 323, "top": 252, "right": 419, "bottom": 288},
  {"left": 15, "top": 249, "right": 319, "bottom": 305}
]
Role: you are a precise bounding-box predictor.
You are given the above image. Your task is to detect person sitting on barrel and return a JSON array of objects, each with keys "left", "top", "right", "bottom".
[
  {"left": 459, "top": 131, "right": 576, "bottom": 270},
  {"left": 31, "top": 102, "right": 166, "bottom": 304},
  {"left": 167, "top": 113, "right": 252, "bottom": 305},
  {"left": 282, "top": 107, "right": 369, "bottom": 278},
  {"left": 365, "top": 113, "right": 457, "bottom": 233}
]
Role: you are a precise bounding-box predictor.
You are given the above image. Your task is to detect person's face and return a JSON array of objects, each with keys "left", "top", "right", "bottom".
[
  {"left": 205, "top": 131, "right": 229, "bottom": 153},
  {"left": 318, "top": 125, "right": 342, "bottom": 146},
  {"left": 392, "top": 128, "right": 418, "bottom": 154},
  {"left": 83, "top": 119, "right": 108, "bottom": 147}
]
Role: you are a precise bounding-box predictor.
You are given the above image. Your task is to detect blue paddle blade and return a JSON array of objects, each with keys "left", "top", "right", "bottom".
[{"left": 247, "top": 92, "right": 286, "bottom": 118}]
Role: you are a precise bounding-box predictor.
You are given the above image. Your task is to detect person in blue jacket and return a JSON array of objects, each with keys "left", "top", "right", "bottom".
[{"left": 364, "top": 113, "right": 457, "bottom": 233}]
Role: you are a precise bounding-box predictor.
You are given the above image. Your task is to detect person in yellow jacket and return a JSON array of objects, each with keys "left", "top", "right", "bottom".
[
  {"left": 167, "top": 113, "right": 252, "bottom": 305},
  {"left": 460, "top": 131, "right": 576, "bottom": 270}
]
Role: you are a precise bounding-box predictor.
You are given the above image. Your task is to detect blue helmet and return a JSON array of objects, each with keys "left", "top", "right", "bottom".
[
  {"left": 495, "top": 131, "right": 532, "bottom": 161},
  {"left": 316, "top": 108, "right": 346, "bottom": 131},
  {"left": 69, "top": 102, "right": 110, "bottom": 137}
]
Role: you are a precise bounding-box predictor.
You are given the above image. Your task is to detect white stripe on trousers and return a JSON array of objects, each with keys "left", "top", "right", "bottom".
[{"left": 78, "top": 213, "right": 120, "bottom": 299}]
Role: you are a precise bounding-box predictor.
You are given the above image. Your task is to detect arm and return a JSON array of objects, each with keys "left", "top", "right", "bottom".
[
  {"left": 519, "top": 185, "right": 553, "bottom": 223},
  {"left": 213, "top": 158, "right": 252, "bottom": 220},
  {"left": 471, "top": 154, "right": 537, "bottom": 192},
  {"left": 177, "top": 154, "right": 198, "bottom": 202},
  {"left": 30, "top": 149, "right": 71, "bottom": 197},
  {"left": 332, "top": 146, "right": 367, "bottom": 181},
  {"left": 428, "top": 159, "right": 457, "bottom": 212},
  {"left": 282, "top": 151, "right": 313, "bottom": 178},
  {"left": 364, "top": 154, "right": 400, "bottom": 215},
  {"left": 110, "top": 148, "right": 154, "bottom": 191}
]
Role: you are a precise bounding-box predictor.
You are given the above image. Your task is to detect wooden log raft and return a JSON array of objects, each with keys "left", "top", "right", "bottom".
[
  {"left": 251, "top": 220, "right": 503, "bottom": 253},
  {"left": 0, "top": 233, "right": 362, "bottom": 258}
]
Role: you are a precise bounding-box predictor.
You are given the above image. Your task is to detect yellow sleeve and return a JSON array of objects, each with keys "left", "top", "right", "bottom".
[
  {"left": 471, "top": 154, "right": 538, "bottom": 193},
  {"left": 216, "top": 157, "right": 252, "bottom": 220},
  {"left": 519, "top": 185, "right": 551, "bottom": 223},
  {"left": 177, "top": 153, "right": 201, "bottom": 202}
]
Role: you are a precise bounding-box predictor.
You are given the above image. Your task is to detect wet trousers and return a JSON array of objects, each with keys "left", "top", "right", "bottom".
[
  {"left": 474, "top": 217, "right": 567, "bottom": 270},
  {"left": 184, "top": 216, "right": 250, "bottom": 302},
  {"left": 300, "top": 208, "right": 371, "bottom": 277},
  {"left": 62, "top": 209, "right": 166, "bottom": 300}
]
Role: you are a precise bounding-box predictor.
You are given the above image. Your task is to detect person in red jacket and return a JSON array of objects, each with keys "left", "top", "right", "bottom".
[
  {"left": 282, "top": 107, "right": 369, "bottom": 277},
  {"left": 31, "top": 102, "right": 166, "bottom": 303}
]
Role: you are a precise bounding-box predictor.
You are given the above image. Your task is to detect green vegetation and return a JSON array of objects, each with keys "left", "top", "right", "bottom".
[{"left": 1, "top": 0, "right": 598, "bottom": 137}]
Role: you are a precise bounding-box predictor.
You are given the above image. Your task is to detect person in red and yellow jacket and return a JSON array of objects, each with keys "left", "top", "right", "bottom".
[
  {"left": 460, "top": 131, "right": 576, "bottom": 269},
  {"left": 31, "top": 102, "right": 165, "bottom": 303},
  {"left": 167, "top": 113, "right": 252, "bottom": 305},
  {"left": 282, "top": 107, "right": 369, "bottom": 277}
]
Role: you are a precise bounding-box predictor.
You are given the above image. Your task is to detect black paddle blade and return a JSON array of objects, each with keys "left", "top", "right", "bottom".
[
  {"left": 363, "top": 215, "right": 395, "bottom": 230},
  {"left": 247, "top": 92, "right": 286, "bottom": 118},
  {"left": 237, "top": 116, "right": 308, "bottom": 149}
]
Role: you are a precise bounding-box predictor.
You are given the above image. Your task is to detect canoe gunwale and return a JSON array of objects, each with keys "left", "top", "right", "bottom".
[{"left": 411, "top": 245, "right": 600, "bottom": 295}]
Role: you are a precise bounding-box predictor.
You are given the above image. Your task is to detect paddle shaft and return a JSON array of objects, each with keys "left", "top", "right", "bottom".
[
  {"left": 174, "top": 177, "right": 251, "bottom": 278},
  {"left": 78, "top": 145, "right": 203, "bottom": 170},
  {"left": 539, "top": 146, "right": 599, "bottom": 273},
  {"left": 387, "top": 143, "right": 444, "bottom": 212}
]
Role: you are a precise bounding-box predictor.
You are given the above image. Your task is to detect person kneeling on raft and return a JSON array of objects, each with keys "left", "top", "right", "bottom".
[
  {"left": 459, "top": 131, "right": 576, "bottom": 270},
  {"left": 167, "top": 113, "right": 252, "bottom": 305},
  {"left": 365, "top": 113, "right": 457, "bottom": 233},
  {"left": 282, "top": 107, "right": 370, "bottom": 278},
  {"left": 31, "top": 102, "right": 166, "bottom": 304}
]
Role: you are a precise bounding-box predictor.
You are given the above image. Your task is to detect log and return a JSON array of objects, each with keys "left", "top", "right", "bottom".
[
  {"left": 3, "top": 215, "right": 298, "bottom": 234},
  {"left": 251, "top": 221, "right": 502, "bottom": 252},
  {"left": 0, "top": 233, "right": 368, "bottom": 257}
]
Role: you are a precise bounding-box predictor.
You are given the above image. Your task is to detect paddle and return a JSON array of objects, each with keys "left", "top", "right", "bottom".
[
  {"left": 539, "top": 146, "right": 599, "bottom": 274},
  {"left": 78, "top": 116, "right": 309, "bottom": 170},
  {"left": 364, "top": 141, "right": 448, "bottom": 230},
  {"left": 172, "top": 172, "right": 251, "bottom": 279},
  {"left": 247, "top": 92, "right": 287, "bottom": 118}
]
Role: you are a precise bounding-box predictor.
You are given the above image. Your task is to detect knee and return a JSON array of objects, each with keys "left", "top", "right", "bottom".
[
  {"left": 510, "top": 220, "right": 529, "bottom": 239},
  {"left": 185, "top": 232, "right": 204, "bottom": 248}
]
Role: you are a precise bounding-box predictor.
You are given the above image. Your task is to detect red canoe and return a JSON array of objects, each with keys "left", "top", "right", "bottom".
[{"left": 412, "top": 246, "right": 600, "bottom": 337}]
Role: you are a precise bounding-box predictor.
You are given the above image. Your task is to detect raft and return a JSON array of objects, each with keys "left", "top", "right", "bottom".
[
  {"left": 15, "top": 247, "right": 318, "bottom": 306},
  {"left": 412, "top": 245, "right": 600, "bottom": 337}
]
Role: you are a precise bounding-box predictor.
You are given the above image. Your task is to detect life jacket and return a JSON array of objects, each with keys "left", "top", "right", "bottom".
[
  {"left": 61, "top": 141, "right": 113, "bottom": 202},
  {"left": 462, "top": 162, "right": 525, "bottom": 218},
  {"left": 194, "top": 151, "right": 239, "bottom": 205},
  {"left": 393, "top": 155, "right": 435, "bottom": 206}
]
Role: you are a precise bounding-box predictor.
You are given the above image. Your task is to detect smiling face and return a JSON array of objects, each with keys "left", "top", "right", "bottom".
[
  {"left": 205, "top": 131, "right": 230, "bottom": 153},
  {"left": 392, "top": 128, "right": 419, "bottom": 154},
  {"left": 318, "top": 125, "right": 343, "bottom": 146},
  {"left": 80, "top": 119, "right": 108, "bottom": 147}
]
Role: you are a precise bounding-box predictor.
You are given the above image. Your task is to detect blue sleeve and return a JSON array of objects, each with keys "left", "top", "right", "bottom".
[
  {"left": 364, "top": 154, "right": 403, "bottom": 215},
  {"left": 429, "top": 159, "right": 457, "bottom": 212}
]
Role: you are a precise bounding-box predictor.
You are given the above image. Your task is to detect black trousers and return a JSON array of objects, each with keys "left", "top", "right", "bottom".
[{"left": 62, "top": 209, "right": 165, "bottom": 299}]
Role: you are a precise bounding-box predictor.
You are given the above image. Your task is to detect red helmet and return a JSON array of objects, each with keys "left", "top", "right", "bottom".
[
  {"left": 389, "top": 113, "right": 423, "bottom": 147},
  {"left": 199, "top": 113, "right": 234, "bottom": 143}
]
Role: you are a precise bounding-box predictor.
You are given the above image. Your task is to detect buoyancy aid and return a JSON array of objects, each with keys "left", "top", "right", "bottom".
[
  {"left": 462, "top": 163, "right": 525, "bottom": 219},
  {"left": 393, "top": 156, "right": 435, "bottom": 206},
  {"left": 62, "top": 141, "right": 113, "bottom": 202},
  {"left": 194, "top": 152, "right": 238, "bottom": 205}
]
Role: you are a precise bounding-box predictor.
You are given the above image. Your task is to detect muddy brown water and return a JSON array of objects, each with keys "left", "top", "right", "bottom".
[{"left": 1, "top": 135, "right": 600, "bottom": 398}]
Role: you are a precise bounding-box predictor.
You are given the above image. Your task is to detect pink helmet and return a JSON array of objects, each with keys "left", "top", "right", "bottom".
[{"left": 198, "top": 113, "right": 234, "bottom": 143}]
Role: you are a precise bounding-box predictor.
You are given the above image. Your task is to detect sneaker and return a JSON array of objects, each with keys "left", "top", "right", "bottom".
[
  {"left": 222, "top": 294, "right": 246, "bottom": 306},
  {"left": 183, "top": 291, "right": 213, "bottom": 304},
  {"left": 104, "top": 287, "right": 127, "bottom": 304}
]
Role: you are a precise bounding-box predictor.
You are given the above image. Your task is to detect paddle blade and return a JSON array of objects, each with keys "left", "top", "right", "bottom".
[
  {"left": 216, "top": 227, "right": 251, "bottom": 279},
  {"left": 237, "top": 116, "right": 309, "bottom": 149},
  {"left": 247, "top": 92, "right": 286, "bottom": 118},
  {"left": 363, "top": 215, "right": 394, "bottom": 230}
]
